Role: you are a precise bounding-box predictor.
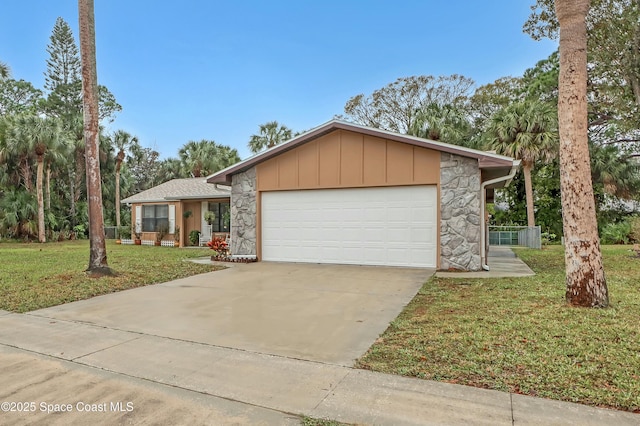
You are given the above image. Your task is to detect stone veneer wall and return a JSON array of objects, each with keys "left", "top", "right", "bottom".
[
  {"left": 440, "top": 153, "right": 482, "bottom": 271},
  {"left": 231, "top": 167, "right": 257, "bottom": 256}
]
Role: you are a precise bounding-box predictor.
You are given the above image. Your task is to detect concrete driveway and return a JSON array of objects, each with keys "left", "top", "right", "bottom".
[{"left": 31, "top": 262, "right": 433, "bottom": 366}]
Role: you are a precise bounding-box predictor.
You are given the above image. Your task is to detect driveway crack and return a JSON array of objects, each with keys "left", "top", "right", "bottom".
[
  {"left": 72, "top": 336, "right": 142, "bottom": 361},
  {"left": 312, "top": 369, "right": 352, "bottom": 411},
  {"left": 510, "top": 392, "right": 515, "bottom": 425}
]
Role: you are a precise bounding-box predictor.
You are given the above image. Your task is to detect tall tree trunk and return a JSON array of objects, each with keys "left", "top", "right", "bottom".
[
  {"left": 74, "top": 148, "right": 84, "bottom": 225},
  {"left": 46, "top": 164, "right": 51, "bottom": 211},
  {"left": 556, "top": 0, "right": 608, "bottom": 307},
  {"left": 522, "top": 161, "right": 536, "bottom": 227},
  {"left": 36, "top": 156, "right": 46, "bottom": 243},
  {"left": 115, "top": 158, "right": 122, "bottom": 228},
  {"left": 79, "top": 0, "right": 112, "bottom": 275},
  {"left": 20, "top": 157, "right": 32, "bottom": 192},
  {"left": 68, "top": 167, "right": 77, "bottom": 229}
]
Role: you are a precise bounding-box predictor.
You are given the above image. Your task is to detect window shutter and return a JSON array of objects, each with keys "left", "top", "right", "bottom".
[
  {"left": 201, "top": 201, "right": 208, "bottom": 234},
  {"left": 135, "top": 206, "right": 142, "bottom": 233},
  {"left": 169, "top": 204, "right": 176, "bottom": 234}
]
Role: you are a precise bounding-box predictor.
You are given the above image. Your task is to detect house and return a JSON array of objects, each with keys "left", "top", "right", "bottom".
[
  {"left": 206, "top": 120, "right": 519, "bottom": 271},
  {"left": 121, "top": 178, "right": 230, "bottom": 246}
]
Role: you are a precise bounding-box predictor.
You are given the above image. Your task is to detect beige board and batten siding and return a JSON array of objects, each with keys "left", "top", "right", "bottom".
[
  {"left": 256, "top": 130, "right": 440, "bottom": 190},
  {"left": 255, "top": 129, "right": 441, "bottom": 265}
]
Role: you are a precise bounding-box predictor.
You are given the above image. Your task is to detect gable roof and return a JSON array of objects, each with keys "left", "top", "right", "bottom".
[
  {"left": 206, "top": 119, "right": 517, "bottom": 184},
  {"left": 121, "top": 178, "right": 230, "bottom": 204}
]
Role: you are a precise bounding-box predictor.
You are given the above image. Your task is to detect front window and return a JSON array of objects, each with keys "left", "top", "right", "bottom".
[
  {"left": 208, "top": 202, "right": 230, "bottom": 232},
  {"left": 142, "top": 204, "right": 169, "bottom": 232}
]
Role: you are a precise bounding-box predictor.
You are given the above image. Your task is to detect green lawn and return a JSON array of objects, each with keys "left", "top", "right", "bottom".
[
  {"left": 357, "top": 245, "right": 640, "bottom": 412},
  {"left": 0, "top": 240, "right": 222, "bottom": 313}
]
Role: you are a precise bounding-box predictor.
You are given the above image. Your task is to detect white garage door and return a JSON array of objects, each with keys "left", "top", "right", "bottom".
[{"left": 261, "top": 186, "right": 437, "bottom": 267}]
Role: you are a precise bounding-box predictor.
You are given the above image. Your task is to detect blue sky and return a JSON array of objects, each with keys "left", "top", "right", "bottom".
[{"left": 1, "top": 1, "right": 557, "bottom": 160}]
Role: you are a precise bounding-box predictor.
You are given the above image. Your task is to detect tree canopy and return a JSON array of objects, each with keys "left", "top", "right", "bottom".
[
  {"left": 248, "top": 121, "right": 293, "bottom": 154},
  {"left": 525, "top": 0, "right": 640, "bottom": 144},
  {"left": 0, "top": 17, "right": 241, "bottom": 242},
  {"left": 342, "top": 75, "right": 475, "bottom": 134}
]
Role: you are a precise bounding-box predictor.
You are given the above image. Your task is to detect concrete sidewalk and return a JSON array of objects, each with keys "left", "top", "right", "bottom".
[
  {"left": 436, "top": 245, "right": 536, "bottom": 278},
  {"left": 0, "top": 311, "right": 637, "bottom": 425}
]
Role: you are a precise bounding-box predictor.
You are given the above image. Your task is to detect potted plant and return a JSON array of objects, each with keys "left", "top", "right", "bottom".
[
  {"left": 134, "top": 230, "right": 142, "bottom": 245},
  {"left": 118, "top": 226, "right": 131, "bottom": 243},
  {"left": 222, "top": 210, "right": 231, "bottom": 231},
  {"left": 204, "top": 210, "right": 216, "bottom": 226},
  {"left": 174, "top": 226, "right": 181, "bottom": 247},
  {"left": 155, "top": 223, "right": 170, "bottom": 246},
  {"left": 189, "top": 230, "right": 200, "bottom": 246},
  {"left": 183, "top": 210, "right": 193, "bottom": 219}
]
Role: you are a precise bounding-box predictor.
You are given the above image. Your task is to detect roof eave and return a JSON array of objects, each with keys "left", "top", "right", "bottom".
[
  {"left": 121, "top": 198, "right": 167, "bottom": 204},
  {"left": 165, "top": 193, "right": 230, "bottom": 201}
]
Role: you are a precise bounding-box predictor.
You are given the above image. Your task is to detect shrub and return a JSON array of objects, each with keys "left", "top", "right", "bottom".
[
  {"left": 189, "top": 230, "right": 200, "bottom": 246},
  {"left": 207, "top": 237, "right": 228, "bottom": 252},
  {"left": 629, "top": 216, "right": 640, "bottom": 243},
  {"left": 601, "top": 221, "right": 631, "bottom": 244},
  {"left": 73, "top": 224, "right": 87, "bottom": 239},
  {"left": 541, "top": 232, "right": 557, "bottom": 246},
  {"left": 155, "top": 223, "right": 170, "bottom": 242},
  {"left": 119, "top": 226, "right": 131, "bottom": 239}
]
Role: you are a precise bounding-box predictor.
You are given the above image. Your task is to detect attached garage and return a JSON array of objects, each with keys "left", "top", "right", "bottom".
[
  {"left": 207, "top": 120, "right": 519, "bottom": 271},
  {"left": 261, "top": 186, "right": 438, "bottom": 267}
]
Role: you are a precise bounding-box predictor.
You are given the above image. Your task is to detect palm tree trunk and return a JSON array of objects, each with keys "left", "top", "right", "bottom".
[
  {"left": 556, "top": 0, "right": 608, "bottom": 307},
  {"left": 46, "top": 164, "right": 51, "bottom": 211},
  {"left": 522, "top": 162, "right": 535, "bottom": 227},
  {"left": 36, "top": 157, "right": 46, "bottom": 243},
  {"left": 79, "top": 0, "right": 112, "bottom": 275},
  {"left": 115, "top": 160, "right": 121, "bottom": 228},
  {"left": 20, "top": 157, "right": 32, "bottom": 192},
  {"left": 68, "top": 166, "right": 77, "bottom": 228},
  {"left": 74, "top": 148, "right": 84, "bottom": 225}
]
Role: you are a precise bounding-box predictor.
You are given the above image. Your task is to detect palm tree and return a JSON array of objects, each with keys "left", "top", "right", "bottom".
[
  {"left": 79, "top": 0, "right": 112, "bottom": 275},
  {"left": 0, "top": 61, "right": 9, "bottom": 79},
  {"left": 409, "top": 103, "right": 473, "bottom": 146},
  {"left": 590, "top": 143, "right": 640, "bottom": 200},
  {"left": 214, "top": 144, "right": 241, "bottom": 171},
  {"left": 111, "top": 130, "right": 137, "bottom": 227},
  {"left": 556, "top": 0, "right": 608, "bottom": 307},
  {"left": 179, "top": 140, "right": 240, "bottom": 177},
  {"left": 485, "top": 100, "right": 558, "bottom": 227},
  {"left": 248, "top": 121, "right": 293, "bottom": 154},
  {"left": 0, "top": 189, "right": 38, "bottom": 239},
  {"left": 44, "top": 131, "right": 70, "bottom": 211},
  {"left": 2, "top": 115, "right": 35, "bottom": 192},
  {"left": 64, "top": 114, "right": 88, "bottom": 228},
  {"left": 12, "top": 115, "right": 61, "bottom": 242},
  {"left": 0, "top": 116, "right": 19, "bottom": 187},
  {"left": 179, "top": 140, "right": 215, "bottom": 177}
]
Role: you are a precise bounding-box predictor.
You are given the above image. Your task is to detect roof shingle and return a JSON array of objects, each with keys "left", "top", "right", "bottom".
[{"left": 121, "top": 178, "right": 230, "bottom": 204}]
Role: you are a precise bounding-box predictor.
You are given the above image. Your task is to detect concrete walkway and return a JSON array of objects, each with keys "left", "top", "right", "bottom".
[
  {"left": 436, "top": 245, "right": 536, "bottom": 278},
  {"left": 0, "top": 258, "right": 638, "bottom": 425}
]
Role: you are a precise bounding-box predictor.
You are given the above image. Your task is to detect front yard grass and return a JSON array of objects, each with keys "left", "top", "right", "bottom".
[
  {"left": 356, "top": 245, "right": 640, "bottom": 412},
  {"left": 0, "top": 240, "right": 221, "bottom": 313}
]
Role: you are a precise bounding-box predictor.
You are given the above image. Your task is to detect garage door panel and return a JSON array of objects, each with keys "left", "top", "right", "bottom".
[{"left": 261, "top": 186, "right": 437, "bottom": 267}]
